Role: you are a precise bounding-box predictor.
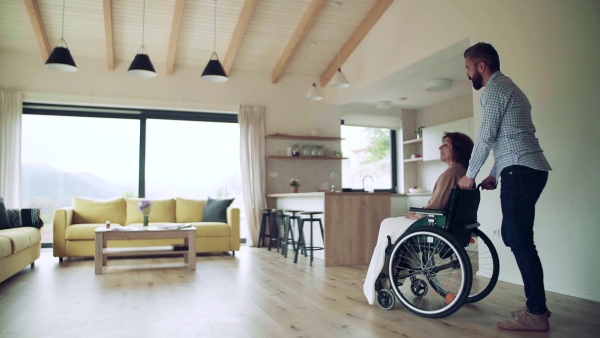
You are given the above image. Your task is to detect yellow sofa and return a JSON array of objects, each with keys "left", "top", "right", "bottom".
[
  {"left": 0, "top": 207, "right": 42, "bottom": 283},
  {"left": 53, "top": 197, "right": 240, "bottom": 261}
]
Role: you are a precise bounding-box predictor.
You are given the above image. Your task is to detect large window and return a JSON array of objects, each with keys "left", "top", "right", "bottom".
[
  {"left": 20, "top": 106, "right": 244, "bottom": 244},
  {"left": 341, "top": 125, "right": 397, "bottom": 192}
]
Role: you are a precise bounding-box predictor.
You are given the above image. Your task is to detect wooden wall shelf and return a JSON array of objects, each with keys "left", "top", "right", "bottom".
[
  {"left": 267, "top": 156, "right": 347, "bottom": 160},
  {"left": 266, "top": 134, "right": 343, "bottom": 141},
  {"left": 403, "top": 138, "right": 423, "bottom": 145}
]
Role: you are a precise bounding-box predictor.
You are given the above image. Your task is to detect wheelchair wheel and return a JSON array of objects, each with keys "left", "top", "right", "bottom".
[
  {"left": 388, "top": 227, "right": 472, "bottom": 318},
  {"left": 464, "top": 228, "right": 499, "bottom": 304},
  {"left": 376, "top": 289, "right": 395, "bottom": 310}
]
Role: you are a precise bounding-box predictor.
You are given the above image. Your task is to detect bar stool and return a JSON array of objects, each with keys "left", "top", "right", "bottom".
[
  {"left": 257, "top": 208, "right": 275, "bottom": 248},
  {"left": 280, "top": 209, "right": 302, "bottom": 257},
  {"left": 294, "top": 211, "right": 324, "bottom": 266},
  {"left": 268, "top": 209, "right": 283, "bottom": 251}
]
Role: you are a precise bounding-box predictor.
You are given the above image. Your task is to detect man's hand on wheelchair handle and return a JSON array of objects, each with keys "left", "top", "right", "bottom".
[
  {"left": 480, "top": 175, "right": 497, "bottom": 190},
  {"left": 458, "top": 176, "right": 475, "bottom": 189}
]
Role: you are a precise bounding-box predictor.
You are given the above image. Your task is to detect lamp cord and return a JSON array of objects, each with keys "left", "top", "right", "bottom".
[
  {"left": 142, "top": 0, "right": 146, "bottom": 48},
  {"left": 213, "top": 0, "right": 217, "bottom": 53},
  {"left": 61, "top": 0, "right": 65, "bottom": 40},
  {"left": 337, "top": 3, "right": 341, "bottom": 69}
]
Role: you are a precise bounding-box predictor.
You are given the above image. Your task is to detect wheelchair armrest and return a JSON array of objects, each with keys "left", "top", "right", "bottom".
[{"left": 409, "top": 207, "right": 445, "bottom": 215}]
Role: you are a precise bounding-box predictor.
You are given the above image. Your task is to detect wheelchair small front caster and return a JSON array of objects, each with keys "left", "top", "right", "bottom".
[
  {"left": 410, "top": 278, "right": 428, "bottom": 297},
  {"left": 376, "top": 289, "right": 395, "bottom": 310}
]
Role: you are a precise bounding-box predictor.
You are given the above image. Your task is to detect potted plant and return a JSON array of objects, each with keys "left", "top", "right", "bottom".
[{"left": 289, "top": 179, "right": 300, "bottom": 193}]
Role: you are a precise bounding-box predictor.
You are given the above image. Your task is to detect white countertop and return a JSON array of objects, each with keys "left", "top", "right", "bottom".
[{"left": 267, "top": 192, "right": 325, "bottom": 198}]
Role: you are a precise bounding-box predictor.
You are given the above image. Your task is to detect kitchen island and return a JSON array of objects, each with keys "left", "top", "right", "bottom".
[{"left": 267, "top": 192, "right": 390, "bottom": 266}]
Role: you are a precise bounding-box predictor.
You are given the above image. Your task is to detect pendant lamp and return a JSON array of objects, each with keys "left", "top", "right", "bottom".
[
  {"left": 306, "top": 83, "right": 323, "bottom": 101},
  {"left": 330, "top": 2, "right": 350, "bottom": 88},
  {"left": 45, "top": 0, "right": 77, "bottom": 72},
  {"left": 128, "top": 0, "right": 157, "bottom": 77},
  {"left": 202, "top": 0, "right": 228, "bottom": 82}
]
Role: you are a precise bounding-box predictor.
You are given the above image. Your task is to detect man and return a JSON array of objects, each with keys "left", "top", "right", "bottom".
[{"left": 458, "top": 42, "right": 552, "bottom": 332}]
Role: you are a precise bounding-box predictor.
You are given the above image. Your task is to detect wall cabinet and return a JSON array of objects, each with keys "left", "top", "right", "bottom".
[{"left": 422, "top": 118, "right": 474, "bottom": 161}]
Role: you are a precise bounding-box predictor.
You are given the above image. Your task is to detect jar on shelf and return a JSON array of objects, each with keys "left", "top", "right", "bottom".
[
  {"left": 311, "top": 145, "right": 318, "bottom": 156},
  {"left": 302, "top": 144, "right": 310, "bottom": 156},
  {"left": 317, "top": 145, "right": 324, "bottom": 156},
  {"left": 292, "top": 144, "right": 300, "bottom": 156}
]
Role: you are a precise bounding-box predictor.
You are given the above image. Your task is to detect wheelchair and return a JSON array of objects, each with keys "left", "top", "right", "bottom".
[{"left": 375, "top": 186, "right": 500, "bottom": 318}]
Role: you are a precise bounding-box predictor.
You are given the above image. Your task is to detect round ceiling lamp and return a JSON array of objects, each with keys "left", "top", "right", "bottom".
[
  {"left": 424, "top": 79, "right": 452, "bottom": 92},
  {"left": 376, "top": 100, "right": 392, "bottom": 109}
]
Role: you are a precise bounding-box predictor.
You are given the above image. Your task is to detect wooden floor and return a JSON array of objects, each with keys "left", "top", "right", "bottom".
[{"left": 0, "top": 247, "right": 598, "bottom": 338}]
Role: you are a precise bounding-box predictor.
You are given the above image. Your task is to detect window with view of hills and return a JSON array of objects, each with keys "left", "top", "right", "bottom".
[{"left": 21, "top": 107, "right": 245, "bottom": 245}]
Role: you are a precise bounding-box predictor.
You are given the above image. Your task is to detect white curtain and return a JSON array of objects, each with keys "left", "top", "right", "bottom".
[
  {"left": 239, "top": 105, "right": 267, "bottom": 247},
  {"left": 0, "top": 90, "right": 22, "bottom": 208}
]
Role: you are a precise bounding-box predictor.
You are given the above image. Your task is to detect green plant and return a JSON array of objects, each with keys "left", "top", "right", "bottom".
[{"left": 289, "top": 179, "right": 300, "bottom": 187}]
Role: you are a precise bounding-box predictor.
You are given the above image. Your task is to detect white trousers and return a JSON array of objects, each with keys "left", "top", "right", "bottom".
[{"left": 363, "top": 217, "right": 414, "bottom": 305}]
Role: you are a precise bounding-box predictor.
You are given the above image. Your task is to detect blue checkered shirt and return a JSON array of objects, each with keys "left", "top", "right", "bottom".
[{"left": 466, "top": 71, "right": 552, "bottom": 179}]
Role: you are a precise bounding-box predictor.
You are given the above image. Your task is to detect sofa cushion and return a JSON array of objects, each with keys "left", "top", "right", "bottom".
[
  {"left": 73, "top": 197, "right": 126, "bottom": 225},
  {"left": 0, "top": 229, "right": 35, "bottom": 254},
  {"left": 0, "top": 197, "right": 12, "bottom": 230},
  {"left": 6, "top": 208, "right": 44, "bottom": 229},
  {"left": 201, "top": 197, "right": 234, "bottom": 223},
  {"left": 176, "top": 198, "right": 206, "bottom": 223},
  {"left": 126, "top": 199, "right": 176, "bottom": 224},
  {"left": 0, "top": 236, "right": 12, "bottom": 258},
  {"left": 66, "top": 224, "right": 107, "bottom": 240},
  {"left": 192, "top": 222, "right": 232, "bottom": 237}
]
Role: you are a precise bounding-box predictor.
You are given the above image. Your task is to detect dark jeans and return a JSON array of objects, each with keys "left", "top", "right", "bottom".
[{"left": 500, "top": 165, "right": 549, "bottom": 314}]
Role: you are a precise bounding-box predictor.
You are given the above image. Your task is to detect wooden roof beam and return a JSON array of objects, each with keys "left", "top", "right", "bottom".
[
  {"left": 222, "top": 0, "right": 259, "bottom": 76},
  {"left": 103, "top": 0, "right": 115, "bottom": 70},
  {"left": 319, "top": 0, "right": 394, "bottom": 87},
  {"left": 166, "top": 0, "right": 186, "bottom": 75},
  {"left": 23, "top": 0, "right": 51, "bottom": 61},
  {"left": 271, "top": 0, "right": 327, "bottom": 84}
]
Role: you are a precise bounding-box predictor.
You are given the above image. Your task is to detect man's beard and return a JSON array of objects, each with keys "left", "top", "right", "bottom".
[{"left": 470, "top": 70, "right": 484, "bottom": 90}]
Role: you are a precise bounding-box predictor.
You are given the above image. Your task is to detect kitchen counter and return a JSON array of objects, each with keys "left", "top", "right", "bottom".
[{"left": 267, "top": 192, "right": 390, "bottom": 266}]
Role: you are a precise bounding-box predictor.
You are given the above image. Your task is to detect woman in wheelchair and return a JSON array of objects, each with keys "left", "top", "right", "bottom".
[{"left": 363, "top": 131, "right": 478, "bottom": 317}]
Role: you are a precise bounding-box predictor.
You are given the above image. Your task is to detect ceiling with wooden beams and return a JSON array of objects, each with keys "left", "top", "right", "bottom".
[{"left": 0, "top": 0, "right": 393, "bottom": 86}]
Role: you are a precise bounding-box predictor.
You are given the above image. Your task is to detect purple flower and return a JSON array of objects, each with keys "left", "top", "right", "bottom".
[{"left": 138, "top": 200, "right": 153, "bottom": 213}]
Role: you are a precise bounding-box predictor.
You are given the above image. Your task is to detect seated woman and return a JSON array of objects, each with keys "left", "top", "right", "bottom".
[{"left": 363, "top": 131, "right": 474, "bottom": 305}]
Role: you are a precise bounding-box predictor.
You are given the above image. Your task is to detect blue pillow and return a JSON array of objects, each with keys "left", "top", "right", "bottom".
[
  {"left": 201, "top": 197, "right": 234, "bottom": 223},
  {"left": 0, "top": 197, "right": 11, "bottom": 230}
]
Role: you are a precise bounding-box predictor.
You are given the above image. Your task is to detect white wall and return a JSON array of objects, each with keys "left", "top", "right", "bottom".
[{"left": 332, "top": 0, "right": 600, "bottom": 301}]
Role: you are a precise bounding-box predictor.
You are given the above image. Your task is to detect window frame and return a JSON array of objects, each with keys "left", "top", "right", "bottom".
[
  {"left": 23, "top": 103, "right": 238, "bottom": 198},
  {"left": 340, "top": 120, "right": 398, "bottom": 193}
]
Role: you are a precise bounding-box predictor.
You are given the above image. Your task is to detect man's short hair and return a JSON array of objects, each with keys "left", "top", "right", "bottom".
[{"left": 464, "top": 42, "right": 500, "bottom": 72}]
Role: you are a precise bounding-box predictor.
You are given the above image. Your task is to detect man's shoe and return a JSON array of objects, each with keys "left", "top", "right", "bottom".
[
  {"left": 497, "top": 310, "right": 550, "bottom": 332},
  {"left": 511, "top": 306, "right": 552, "bottom": 318}
]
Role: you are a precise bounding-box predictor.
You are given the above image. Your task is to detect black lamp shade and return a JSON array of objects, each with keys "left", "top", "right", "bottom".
[
  {"left": 128, "top": 53, "right": 157, "bottom": 78},
  {"left": 201, "top": 59, "right": 228, "bottom": 83},
  {"left": 45, "top": 46, "right": 77, "bottom": 72}
]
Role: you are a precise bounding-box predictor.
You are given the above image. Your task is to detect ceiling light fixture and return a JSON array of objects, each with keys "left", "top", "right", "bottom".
[
  {"left": 45, "top": 0, "right": 77, "bottom": 72},
  {"left": 306, "top": 83, "right": 323, "bottom": 101},
  {"left": 376, "top": 100, "right": 392, "bottom": 109},
  {"left": 202, "top": 0, "right": 228, "bottom": 82},
  {"left": 424, "top": 79, "right": 452, "bottom": 92},
  {"left": 128, "top": 0, "right": 157, "bottom": 77},
  {"left": 330, "top": 2, "right": 350, "bottom": 88}
]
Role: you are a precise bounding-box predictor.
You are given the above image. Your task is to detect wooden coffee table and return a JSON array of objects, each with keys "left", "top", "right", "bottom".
[{"left": 94, "top": 226, "right": 197, "bottom": 275}]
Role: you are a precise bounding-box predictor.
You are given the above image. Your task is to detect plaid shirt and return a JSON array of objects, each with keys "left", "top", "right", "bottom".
[{"left": 466, "top": 71, "right": 552, "bottom": 179}]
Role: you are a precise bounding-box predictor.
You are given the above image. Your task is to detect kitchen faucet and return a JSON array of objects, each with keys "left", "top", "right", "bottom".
[{"left": 363, "top": 175, "right": 374, "bottom": 193}]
